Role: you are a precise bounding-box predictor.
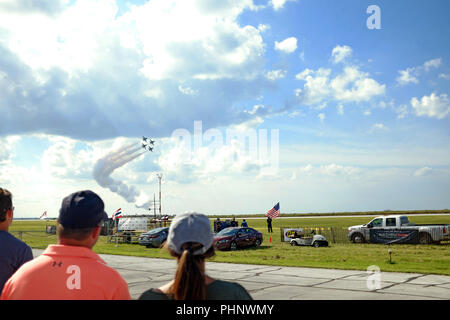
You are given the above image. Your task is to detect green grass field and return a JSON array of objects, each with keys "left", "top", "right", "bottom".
[{"left": 9, "top": 214, "right": 450, "bottom": 276}]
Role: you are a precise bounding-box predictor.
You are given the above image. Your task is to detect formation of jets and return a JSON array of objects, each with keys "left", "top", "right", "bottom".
[{"left": 142, "top": 136, "right": 155, "bottom": 152}]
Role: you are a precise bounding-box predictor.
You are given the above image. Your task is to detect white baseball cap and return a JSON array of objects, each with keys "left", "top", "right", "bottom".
[{"left": 167, "top": 212, "right": 213, "bottom": 255}]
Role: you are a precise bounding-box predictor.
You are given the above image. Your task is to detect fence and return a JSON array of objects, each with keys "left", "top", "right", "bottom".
[
  {"left": 280, "top": 226, "right": 450, "bottom": 245},
  {"left": 280, "top": 226, "right": 350, "bottom": 244}
]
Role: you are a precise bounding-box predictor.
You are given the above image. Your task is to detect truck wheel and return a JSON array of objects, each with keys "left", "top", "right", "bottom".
[
  {"left": 313, "top": 241, "right": 320, "bottom": 248},
  {"left": 230, "top": 241, "right": 237, "bottom": 251},
  {"left": 255, "top": 239, "right": 261, "bottom": 247},
  {"left": 290, "top": 241, "right": 297, "bottom": 246},
  {"left": 419, "top": 233, "right": 432, "bottom": 245},
  {"left": 351, "top": 233, "right": 365, "bottom": 244}
]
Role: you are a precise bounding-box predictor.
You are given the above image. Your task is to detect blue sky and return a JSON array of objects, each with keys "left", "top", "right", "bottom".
[{"left": 0, "top": 0, "right": 449, "bottom": 218}]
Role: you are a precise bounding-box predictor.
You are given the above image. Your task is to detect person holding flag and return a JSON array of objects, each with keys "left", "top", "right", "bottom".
[{"left": 266, "top": 202, "right": 280, "bottom": 233}]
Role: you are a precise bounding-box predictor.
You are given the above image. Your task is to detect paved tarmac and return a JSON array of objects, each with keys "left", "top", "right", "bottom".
[{"left": 32, "top": 249, "right": 450, "bottom": 300}]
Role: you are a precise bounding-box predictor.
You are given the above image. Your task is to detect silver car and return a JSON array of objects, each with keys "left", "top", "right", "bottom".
[{"left": 139, "top": 227, "right": 169, "bottom": 248}]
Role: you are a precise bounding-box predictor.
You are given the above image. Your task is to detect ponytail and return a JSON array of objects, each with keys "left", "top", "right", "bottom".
[{"left": 168, "top": 242, "right": 215, "bottom": 300}]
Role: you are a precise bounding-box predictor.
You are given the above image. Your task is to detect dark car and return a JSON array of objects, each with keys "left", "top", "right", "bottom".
[
  {"left": 138, "top": 227, "right": 169, "bottom": 248},
  {"left": 214, "top": 227, "right": 263, "bottom": 250}
]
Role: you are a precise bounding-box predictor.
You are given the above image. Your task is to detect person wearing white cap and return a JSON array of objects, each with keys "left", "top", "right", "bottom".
[{"left": 138, "top": 212, "right": 252, "bottom": 300}]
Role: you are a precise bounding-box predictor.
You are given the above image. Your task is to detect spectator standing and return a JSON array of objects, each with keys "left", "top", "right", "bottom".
[
  {"left": 214, "top": 218, "right": 222, "bottom": 233},
  {"left": 241, "top": 219, "right": 248, "bottom": 227},
  {"left": 1, "top": 190, "right": 131, "bottom": 300},
  {"left": 267, "top": 217, "right": 273, "bottom": 233},
  {"left": 0, "top": 188, "right": 33, "bottom": 295},
  {"left": 139, "top": 212, "right": 252, "bottom": 300}
]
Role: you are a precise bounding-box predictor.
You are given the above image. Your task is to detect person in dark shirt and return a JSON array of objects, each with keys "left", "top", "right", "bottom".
[
  {"left": 0, "top": 188, "right": 33, "bottom": 294},
  {"left": 267, "top": 217, "right": 273, "bottom": 233},
  {"left": 241, "top": 219, "right": 248, "bottom": 227}
]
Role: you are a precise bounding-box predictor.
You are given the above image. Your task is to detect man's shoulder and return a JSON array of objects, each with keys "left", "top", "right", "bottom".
[{"left": 0, "top": 231, "right": 31, "bottom": 251}]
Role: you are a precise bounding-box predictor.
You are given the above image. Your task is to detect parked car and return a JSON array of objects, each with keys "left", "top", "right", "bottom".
[
  {"left": 138, "top": 227, "right": 169, "bottom": 248},
  {"left": 214, "top": 227, "right": 263, "bottom": 250},
  {"left": 348, "top": 215, "right": 450, "bottom": 244}
]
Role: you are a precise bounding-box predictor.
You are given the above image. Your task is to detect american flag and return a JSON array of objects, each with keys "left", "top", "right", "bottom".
[
  {"left": 112, "top": 208, "right": 122, "bottom": 220},
  {"left": 266, "top": 202, "right": 280, "bottom": 219},
  {"left": 40, "top": 211, "right": 47, "bottom": 220}
]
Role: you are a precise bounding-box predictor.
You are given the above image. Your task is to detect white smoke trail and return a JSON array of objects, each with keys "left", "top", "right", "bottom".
[{"left": 93, "top": 143, "right": 151, "bottom": 209}]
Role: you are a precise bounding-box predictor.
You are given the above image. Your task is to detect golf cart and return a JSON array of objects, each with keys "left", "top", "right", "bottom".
[{"left": 290, "top": 230, "right": 329, "bottom": 247}]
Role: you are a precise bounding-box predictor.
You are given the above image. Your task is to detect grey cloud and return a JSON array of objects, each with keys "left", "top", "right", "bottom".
[
  {"left": 0, "top": 0, "right": 67, "bottom": 16},
  {"left": 0, "top": 38, "right": 276, "bottom": 141}
]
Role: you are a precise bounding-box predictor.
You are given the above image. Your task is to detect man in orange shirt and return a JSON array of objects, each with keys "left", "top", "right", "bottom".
[{"left": 1, "top": 190, "right": 131, "bottom": 300}]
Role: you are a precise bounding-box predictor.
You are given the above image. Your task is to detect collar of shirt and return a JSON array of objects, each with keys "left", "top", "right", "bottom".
[{"left": 42, "top": 244, "right": 107, "bottom": 265}]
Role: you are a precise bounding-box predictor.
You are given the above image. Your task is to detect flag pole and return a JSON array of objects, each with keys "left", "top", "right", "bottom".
[{"left": 115, "top": 218, "right": 118, "bottom": 248}]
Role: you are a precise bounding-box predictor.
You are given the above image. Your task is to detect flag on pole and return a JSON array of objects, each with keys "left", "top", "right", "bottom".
[
  {"left": 40, "top": 211, "right": 47, "bottom": 220},
  {"left": 112, "top": 208, "right": 122, "bottom": 220},
  {"left": 266, "top": 202, "right": 280, "bottom": 219}
]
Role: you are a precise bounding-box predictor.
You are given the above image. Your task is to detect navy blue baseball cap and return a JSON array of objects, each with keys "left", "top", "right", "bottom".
[{"left": 58, "top": 190, "right": 108, "bottom": 229}]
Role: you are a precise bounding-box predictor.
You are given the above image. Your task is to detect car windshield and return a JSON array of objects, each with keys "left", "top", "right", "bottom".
[
  {"left": 146, "top": 227, "right": 167, "bottom": 234},
  {"left": 216, "top": 228, "right": 238, "bottom": 236}
]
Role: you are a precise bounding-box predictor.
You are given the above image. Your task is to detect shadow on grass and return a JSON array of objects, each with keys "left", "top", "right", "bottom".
[{"left": 216, "top": 245, "right": 272, "bottom": 252}]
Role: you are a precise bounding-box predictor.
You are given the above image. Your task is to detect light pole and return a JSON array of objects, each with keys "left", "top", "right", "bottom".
[{"left": 156, "top": 173, "right": 162, "bottom": 218}]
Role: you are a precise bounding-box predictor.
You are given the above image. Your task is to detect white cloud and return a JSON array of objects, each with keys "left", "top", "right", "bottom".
[
  {"left": 396, "top": 58, "right": 442, "bottom": 86},
  {"left": 396, "top": 68, "right": 419, "bottom": 86},
  {"left": 295, "top": 64, "right": 385, "bottom": 106},
  {"left": 319, "top": 163, "right": 361, "bottom": 177},
  {"left": 423, "top": 58, "right": 442, "bottom": 71},
  {"left": 337, "top": 104, "right": 344, "bottom": 115},
  {"left": 439, "top": 73, "right": 450, "bottom": 80},
  {"left": 395, "top": 104, "right": 409, "bottom": 119},
  {"left": 330, "top": 66, "right": 385, "bottom": 102},
  {"left": 154, "top": 134, "right": 273, "bottom": 184},
  {"left": 257, "top": 24, "right": 270, "bottom": 32},
  {"left": 274, "top": 37, "right": 298, "bottom": 53},
  {"left": 295, "top": 68, "right": 331, "bottom": 105},
  {"left": 411, "top": 93, "right": 450, "bottom": 119},
  {"left": 0, "top": 0, "right": 68, "bottom": 16},
  {"left": 413, "top": 166, "right": 433, "bottom": 177},
  {"left": 0, "top": 136, "right": 21, "bottom": 164},
  {"left": 288, "top": 110, "right": 301, "bottom": 118},
  {"left": 370, "top": 123, "right": 388, "bottom": 133},
  {"left": 331, "top": 45, "right": 353, "bottom": 64},
  {"left": 178, "top": 85, "right": 197, "bottom": 95},
  {"left": 265, "top": 69, "right": 287, "bottom": 81},
  {"left": 270, "top": 0, "right": 296, "bottom": 11},
  {"left": 290, "top": 164, "right": 314, "bottom": 180},
  {"left": 318, "top": 113, "right": 325, "bottom": 123},
  {"left": 41, "top": 137, "right": 96, "bottom": 179}
]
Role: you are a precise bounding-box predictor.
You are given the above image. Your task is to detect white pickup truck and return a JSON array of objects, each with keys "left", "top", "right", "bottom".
[{"left": 348, "top": 215, "right": 450, "bottom": 244}]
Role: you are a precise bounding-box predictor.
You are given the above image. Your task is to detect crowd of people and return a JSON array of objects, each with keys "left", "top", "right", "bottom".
[{"left": 0, "top": 187, "right": 253, "bottom": 300}]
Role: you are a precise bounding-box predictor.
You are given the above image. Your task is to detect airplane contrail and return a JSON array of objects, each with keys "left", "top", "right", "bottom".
[{"left": 93, "top": 143, "right": 151, "bottom": 208}]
